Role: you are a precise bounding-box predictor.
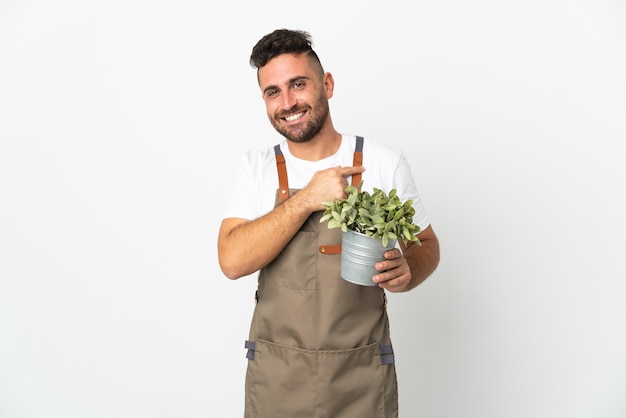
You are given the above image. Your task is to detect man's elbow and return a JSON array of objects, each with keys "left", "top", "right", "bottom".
[
  {"left": 221, "top": 268, "right": 241, "bottom": 280},
  {"left": 219, "top": 256, "right": 245, "bottom": 280},
  {"left": 219, "top": 252, "right": 259, "bottom": 280}
]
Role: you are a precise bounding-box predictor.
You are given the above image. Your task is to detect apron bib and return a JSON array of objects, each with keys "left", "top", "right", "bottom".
[{"left": 244, "top": 137, "right": 398, "bottom": 418}]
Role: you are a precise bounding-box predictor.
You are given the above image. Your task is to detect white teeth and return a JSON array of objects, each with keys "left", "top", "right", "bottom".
[{"left": 285, "top": 112, "right": 304, "bottom": 122}]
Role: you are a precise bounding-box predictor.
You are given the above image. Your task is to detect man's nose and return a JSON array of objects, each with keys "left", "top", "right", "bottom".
[{"left": 280, "top": 91, "right": 298, "bottom": 110}]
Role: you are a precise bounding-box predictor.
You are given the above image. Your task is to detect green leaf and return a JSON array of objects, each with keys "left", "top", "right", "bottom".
[
  {"left": 318, "top": 181, "right": 420, "bottom": 244},
  {"left": 319, "top": 213, "right": 332, "bottom": 223}
]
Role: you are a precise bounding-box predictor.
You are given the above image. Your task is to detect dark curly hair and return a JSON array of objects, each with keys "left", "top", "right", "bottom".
[{"left": 250, "top": 29, "right": 324, "bottom": 73}]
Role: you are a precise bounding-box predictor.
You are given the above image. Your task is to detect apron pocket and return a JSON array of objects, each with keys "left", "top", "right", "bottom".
[
  {"left": 246, "top": 339, "right": 318, "bottom": 417},
  {"left": 245, "top": 340, "right": 398, "bottom": 418},
  {"left": 264, "top": 230, "right": 317, "bottom": 290},
  {"left": 317, "top": 342, "right": 398, "bottom": 418}
]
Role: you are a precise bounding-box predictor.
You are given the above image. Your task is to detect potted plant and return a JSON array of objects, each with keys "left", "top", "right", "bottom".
[{"left": 320, "top": 181, "right": 421, "bottom": 286}]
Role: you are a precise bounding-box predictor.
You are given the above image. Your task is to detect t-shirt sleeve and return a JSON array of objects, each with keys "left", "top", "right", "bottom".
[
  {"left": 393, "top": 152, "right": 431, "bottom": 233},
  {"left": 221, "top": 152, "right": 261, "bottom": 220}
]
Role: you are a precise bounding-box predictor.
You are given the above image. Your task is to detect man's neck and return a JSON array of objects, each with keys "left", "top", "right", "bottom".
[{"left": 286, "top": 131, "right": 342, "bottom": 161}]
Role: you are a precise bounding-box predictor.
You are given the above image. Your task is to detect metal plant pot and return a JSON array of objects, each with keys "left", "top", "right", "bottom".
[{"left": 340, "top": 229, "right": 397, "bottom": 286}]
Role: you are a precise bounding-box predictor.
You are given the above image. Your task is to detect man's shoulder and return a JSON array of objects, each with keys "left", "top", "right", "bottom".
[
  {"left": 359, "top": 136, "right": 403, "bottom": 159},
  {"left": 240, "top": 142, "right": 284, "bottom": 164}
]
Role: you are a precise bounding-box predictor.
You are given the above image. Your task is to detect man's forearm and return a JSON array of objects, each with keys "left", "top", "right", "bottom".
[
  {"left": 403, "top": 227, "right": 440, "bottom": 291},
  {"left": 218, "top": 192, "right": 313, "bottom": 279}
]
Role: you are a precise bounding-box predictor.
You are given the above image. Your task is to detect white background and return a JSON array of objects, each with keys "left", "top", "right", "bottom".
[{"left": 1, "top": 1, "right": 625, "bottom": 417}]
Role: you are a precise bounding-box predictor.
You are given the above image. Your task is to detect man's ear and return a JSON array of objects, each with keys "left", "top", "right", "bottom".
[{"left": 323, "top": 72, "right": 335, "bottom": 99}]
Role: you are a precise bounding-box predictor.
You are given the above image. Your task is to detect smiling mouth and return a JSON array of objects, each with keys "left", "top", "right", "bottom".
[{"left": 283, "top": 111, "right": 306, "bottom": 122}]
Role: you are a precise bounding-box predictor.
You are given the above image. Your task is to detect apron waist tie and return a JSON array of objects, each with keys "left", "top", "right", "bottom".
[
  {"left": 379, "top": 344, "right": 395, "bottom": 365},
  {"left": 245, "top": 340, "right": 256, "bottom": 360}
]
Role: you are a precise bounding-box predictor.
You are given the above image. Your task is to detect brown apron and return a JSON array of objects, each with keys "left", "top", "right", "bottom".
[{"left": 244, "top": 137, "right": 398, "bottom": 418}]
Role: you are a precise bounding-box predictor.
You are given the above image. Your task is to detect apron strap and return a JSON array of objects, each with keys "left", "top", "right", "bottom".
[
  {"left": 274, "top": 136, "right": 365, "bottom": 203},
  {"left": 351, "top": 136, "right": 364, "bottom": 188},
  {"left": 319, "top": 244, "right": 341, "bottom": 254},
  {"left": 274, "top": 145, "right": 290, "bottom": 204}
]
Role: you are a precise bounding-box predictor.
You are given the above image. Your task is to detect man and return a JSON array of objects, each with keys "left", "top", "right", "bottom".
[{"left": 218, "top": 29, "right": 440, "bottom": 417}]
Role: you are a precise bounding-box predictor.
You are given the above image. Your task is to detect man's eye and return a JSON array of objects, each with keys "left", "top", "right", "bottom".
[
  {"left": 293, "top": 82, "right": 305, "bottom": 89},
  {"left": 266, "top": 90, "right": 278, "bottom": 97}
]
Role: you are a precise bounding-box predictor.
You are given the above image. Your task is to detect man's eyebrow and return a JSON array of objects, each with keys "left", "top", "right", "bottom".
[
  {"left": 262, "top": 76, "right": 311, "bottom": 95},
  {"left": 288, "top": 75, "right": 311, "bottom": 84},
  {"left": 262, "top": 84, "right": 279, "bottom": 95}
]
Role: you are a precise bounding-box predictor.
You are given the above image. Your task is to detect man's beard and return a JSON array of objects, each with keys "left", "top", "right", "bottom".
[{"left": 269, "top": 96, "right": 329, "bottom": 143}]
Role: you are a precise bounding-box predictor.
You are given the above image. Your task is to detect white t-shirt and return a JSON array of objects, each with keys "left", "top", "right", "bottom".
[{"left": 223, "top": 134, "right": 430, "bottom": 232}]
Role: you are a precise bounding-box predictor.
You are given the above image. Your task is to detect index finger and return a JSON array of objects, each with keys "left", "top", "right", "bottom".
[{"left": 340, "top": 165, "right": 366, "bottom": 177}]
